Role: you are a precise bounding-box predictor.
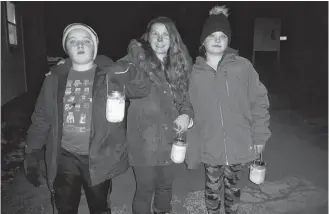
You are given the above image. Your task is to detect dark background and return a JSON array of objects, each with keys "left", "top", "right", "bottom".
[
  {"left": 2, "top": 1, "right": 328, "bottom": 126},
  {"left": 44, "top": 1, "right": 329, "bottom": 118}
]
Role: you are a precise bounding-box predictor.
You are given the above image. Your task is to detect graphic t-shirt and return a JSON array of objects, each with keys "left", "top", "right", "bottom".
[{"left": 61, "top": 66, "right": 96, "bottom": 155}]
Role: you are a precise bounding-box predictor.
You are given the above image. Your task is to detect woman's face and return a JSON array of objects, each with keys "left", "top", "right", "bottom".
[
  {"left": 66, "top": 28, "right": 94, "bottom": 64},
  {"left": 148, "top": 23, "right": 171, "bottom": 56},
  {"left": 203, "top": 31, "right": 228, "bottom": 56}
]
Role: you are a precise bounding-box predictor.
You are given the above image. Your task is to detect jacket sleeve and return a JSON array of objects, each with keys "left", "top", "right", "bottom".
[
  {"left": 25, "top": 75, "right": 51, "bottom": 156},
  {"left": 108, "top": 60, "right": 152, "bottom": 99},
  {"left": 115, "top": 41, "right": 152, "bottom": 99},
  {"left": 247, "top": 63, "right": 271, "bottom": 147},
  {"left": 94, "top": 55, "right": 114, "bottom": 69},
  {"left": 177, "top": 90, "right": 194, "bottom": 122},
  {"left": 122, "top": 62, "right": 152, "bottom": 99},
  {"left": 58, "top": 55, "right": 114, "bottom": 69}
]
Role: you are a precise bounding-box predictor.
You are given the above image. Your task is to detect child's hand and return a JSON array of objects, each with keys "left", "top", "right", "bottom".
[
  {"left": 174, "top": 114, "right": 190, "bottom": 134},
  {"left": 128, "top": 39, "right": 145, "bottom": 62},
  {"left": 253, "top": 144, "right": 264, "bottom": 154}
]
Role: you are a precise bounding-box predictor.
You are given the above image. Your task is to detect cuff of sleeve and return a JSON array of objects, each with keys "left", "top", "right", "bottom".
[
  {"left": 253, "top": 141, "right": 266, "bottom": 147},
  {"left": 188, "top": 118, "right": 194, "bottom": 128},
  {"left": 180, "top": 110, "right": 194, "bottom": 121}
]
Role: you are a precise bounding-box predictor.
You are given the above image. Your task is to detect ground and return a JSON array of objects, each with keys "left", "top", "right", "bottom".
[{"left": 1, "top": 108, "right": 328, "bottom": 214}]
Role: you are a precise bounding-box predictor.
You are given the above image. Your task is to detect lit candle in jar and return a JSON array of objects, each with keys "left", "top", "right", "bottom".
[
  {"left": 249, "top": 160, "right": 266, "bottom": 184},
  {"left": 106, "top": 91, "right": 125, "bottom": 123},
  {"left": 171, "top": 134, "right": 187, "bottom": 164}
]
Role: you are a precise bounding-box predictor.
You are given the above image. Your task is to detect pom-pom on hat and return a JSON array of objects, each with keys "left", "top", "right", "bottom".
[
  {"left": 62, "top": 23, "right": 99, "bottom": 60},
  {"left": 200, "top": 5, "right": 231, "bottom": 45}
]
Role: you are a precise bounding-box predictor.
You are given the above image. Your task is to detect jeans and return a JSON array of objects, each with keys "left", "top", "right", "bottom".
[
  {"left": 132, "top": 164, "right": 180, "bottom": 214},
  {"left": 53, "top": 148, "right": 112, "bottom": 214},
  {"left": 204, "top": 163, "right": 244, "bottom": 214}
]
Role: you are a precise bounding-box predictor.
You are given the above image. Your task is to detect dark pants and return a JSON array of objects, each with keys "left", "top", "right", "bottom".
[
  {"left": 204, "top": 163, "right": 244, "bottom": 214},
  {"left": 132, "top": 164, "right": 179, "bottom": 214},
  {"left": 53, "top": 148, "right": 112, "bottom": 214}
]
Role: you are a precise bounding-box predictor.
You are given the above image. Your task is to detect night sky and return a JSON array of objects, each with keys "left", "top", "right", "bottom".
[{"left": 3, "top": 1, "right": 328, "bottom": 117}]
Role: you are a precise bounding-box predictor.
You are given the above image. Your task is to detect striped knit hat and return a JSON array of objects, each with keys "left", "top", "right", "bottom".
[{"left": 62, "top": 23, "right": 99, "bottom": 60}]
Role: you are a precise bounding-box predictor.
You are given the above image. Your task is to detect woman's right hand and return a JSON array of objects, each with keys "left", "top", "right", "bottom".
[
  {"left": 128, "top": 39, "right": 146, "bottom": 63},
  {"left": 110, "top": 61, "right": 136, "bottom": 85}
]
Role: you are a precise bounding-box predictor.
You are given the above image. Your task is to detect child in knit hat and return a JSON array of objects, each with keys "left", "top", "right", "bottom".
[
  {"left": 24, "top": 23, "right": 151, "bottom": 214},
  {"left": 62, "top": 23, "right": 99, "bottom": 67},
  {"left": 187, "top": 5, "right": 271, "bottom": 214}
]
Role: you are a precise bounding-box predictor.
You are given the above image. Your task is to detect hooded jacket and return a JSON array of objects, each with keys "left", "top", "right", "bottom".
[
  {"left": 25, "top": 55, "right": 149, "bottom": 192},
  {"left": 186, "top": 48, "right": 271, "bottom": 167},
  {"left": 120, "top": 43, "right": 194, "bottom": 166}
]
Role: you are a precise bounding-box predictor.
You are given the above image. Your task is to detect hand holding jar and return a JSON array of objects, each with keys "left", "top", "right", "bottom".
[{"left": 173, "top": 114, "right": 193, "bottom": 134}]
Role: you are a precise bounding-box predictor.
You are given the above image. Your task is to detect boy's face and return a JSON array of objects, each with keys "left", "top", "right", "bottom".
[
  {"left": 66, "top": 28, "right": 94, "bottom": 64},
  {"left": 203, "top": 31, "right": 228, "bottom": 56}
]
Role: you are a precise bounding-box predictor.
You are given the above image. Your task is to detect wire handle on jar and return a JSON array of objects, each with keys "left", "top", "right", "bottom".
[
  {"left": 106, "top": 74, "right": 126, "bottom": 99},
  {"left": 260, "top": 151, "right": 263, "bottom": 161},
  {"left": 123, "top": 84, "right": 126, "bottom": 99},
  {"left": 252, "top": 145, "right": 263, "bottom": 163},
  {"left": 106, "top": 74, "right": 109, "bottom": 97}
]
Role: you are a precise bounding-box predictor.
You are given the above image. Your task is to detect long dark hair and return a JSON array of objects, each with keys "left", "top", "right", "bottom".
[{"left": 140, "top": 17, "right": 192, "bottom": 98}]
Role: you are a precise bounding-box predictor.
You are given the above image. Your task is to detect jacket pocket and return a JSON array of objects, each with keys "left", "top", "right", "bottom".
[{"left": 231, "top": 113, "right": 253, "bottom": 158}]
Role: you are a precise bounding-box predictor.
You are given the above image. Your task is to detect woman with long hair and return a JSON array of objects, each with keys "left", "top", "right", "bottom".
[{"left": 121, "top": 17, "right": 194, "bottom": 214}]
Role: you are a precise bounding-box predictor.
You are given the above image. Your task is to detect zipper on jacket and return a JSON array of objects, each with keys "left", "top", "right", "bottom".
[
  {"left": 213, "top": 60, "right": 231, "bottom": 165},
  {"left": 219, "top": 104, "right": 229, "bottom": 165},
  {"left": 223, "top": 70, "right": 231, "bottom": 165},
  {"left": 215, "top": 69, "right": 229, "bottom": 165},
  {"left": 225, "top": 80, "right": 230, "bottom": 97}
]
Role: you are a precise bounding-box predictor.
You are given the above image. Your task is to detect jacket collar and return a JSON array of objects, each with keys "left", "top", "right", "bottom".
[
  {"left": 193, "top": 47, "right": 239, "bottom": 73},
  {"left": 50, "top": 61, "right": 103, "bottom": 77}
]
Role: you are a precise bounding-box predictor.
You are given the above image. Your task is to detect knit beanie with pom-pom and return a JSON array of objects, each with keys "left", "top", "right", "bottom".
[{"left": 200, "top": 5, "right": 231, "bottom": 45}]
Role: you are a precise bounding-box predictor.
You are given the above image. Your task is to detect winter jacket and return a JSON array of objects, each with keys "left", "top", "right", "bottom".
[
  {"left": 186, "top": 48, "right": 271, "bottom": 168},
  {"left": 120, "top": 44, "right": 194, "bottom": 166},
  {"left": 25, "top": 55, "right": 148, "bottom": 192}
]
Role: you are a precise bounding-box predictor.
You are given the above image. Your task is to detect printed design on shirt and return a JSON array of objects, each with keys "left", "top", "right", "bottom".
[
  {"left": 64, "top": 104, "right": 74, "bottom": 111},
  {"left": 74, "top": 80, "right": 82, "bottom": 87},
  {"left": 66, "top": 80, "right": 73, "bottom": 87},
  {"left": 66, "top": 112, "right": 75, "bottom": 123},
  {"left": 63, "top": 75, "right": 94, "bottom": 133},
  {"left": 67, "top": 96, "right": 75, "bottom": 103},
  {"left": 75, "top": 104, "right": 81, "bottom": 112},
  {"left": 84, "top": 80, "right": 93, "bottom": 86},
  {"left": 75, "top": 88, "right": 81, "bottom": 95},
  {"left": 65, "top": 88, "right": 72, "bottom": 95},
  {"left": 84, "top": 87, "right": 90, "bottom": 95},
  {"left": 79, "top": 113, "right": 87, "bottom": 124}
]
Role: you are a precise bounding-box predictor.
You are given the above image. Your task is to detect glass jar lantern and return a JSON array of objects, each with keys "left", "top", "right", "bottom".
[
  {"left": 171, "top": 134, "right": 187, "bottom": 164},
  {"left": 106, "top": 75, "right": 125, "bottom": 123},
  {"left": 249, "top": 152, "right": 267, "bottom": 185}
]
